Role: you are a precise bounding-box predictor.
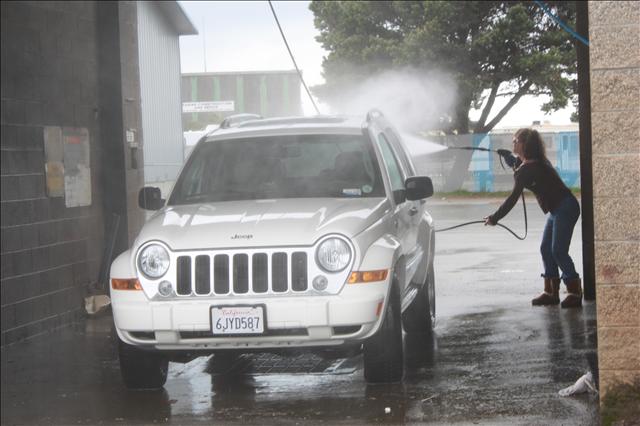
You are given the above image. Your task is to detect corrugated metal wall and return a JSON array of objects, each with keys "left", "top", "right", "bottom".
[{"left": 137, "top": 1, "right": 184, "bottom": 183}]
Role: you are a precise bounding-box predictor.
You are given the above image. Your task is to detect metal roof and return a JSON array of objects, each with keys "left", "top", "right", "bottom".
[
  {"left": 156, "top": 1, "right": 198, "bottom": 35},
  {"left": 182, "top": 70, "right": 300, "bottom": 77}
]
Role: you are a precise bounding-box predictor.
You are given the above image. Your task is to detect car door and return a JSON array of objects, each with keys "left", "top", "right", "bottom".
[
  {"left": 384, "top": 128, "right": 422, "bottom": 246},
  {"left": 375, "top": 132, "right": 414, "bottom": 261},
  {"left": 384, "top": 128, "right": 429, "bottom": 283}
]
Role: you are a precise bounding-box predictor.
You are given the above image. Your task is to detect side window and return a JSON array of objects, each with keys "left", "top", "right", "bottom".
[
  {"left": 377, "top": 133, "right": 405, "bottom": 192},
  {"left": 385, "top": 128, "right": 415, "bottom": 177}
]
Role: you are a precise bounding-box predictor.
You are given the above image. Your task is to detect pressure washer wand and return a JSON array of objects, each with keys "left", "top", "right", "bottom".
[
  {"left": 448, "top": 146, "right": 517, "bottom": 170},
  {"left": 449, "top": 146, "right": 493, "bottom": 152}
]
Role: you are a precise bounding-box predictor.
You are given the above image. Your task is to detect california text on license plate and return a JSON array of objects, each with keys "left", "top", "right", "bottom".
[{"left": 211, "top": 305, "right": 265, "bottom": 335}]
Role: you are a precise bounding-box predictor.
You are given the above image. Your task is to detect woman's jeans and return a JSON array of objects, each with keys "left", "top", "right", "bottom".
[{"left": 540, "top": 194, "right": 581, "bottom": 282}]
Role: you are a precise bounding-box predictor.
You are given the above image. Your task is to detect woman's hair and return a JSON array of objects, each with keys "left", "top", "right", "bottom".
[{"left": 514, "top": 128, "right": 548, "bottom": 161}]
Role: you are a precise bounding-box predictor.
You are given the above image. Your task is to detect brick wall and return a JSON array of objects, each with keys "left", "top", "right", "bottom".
[
  {"left": 589, "top": 1, "right": 640, "bottom": 396},
  {"left": 1, "top": 1, "right": 144, "bottom": 345}
]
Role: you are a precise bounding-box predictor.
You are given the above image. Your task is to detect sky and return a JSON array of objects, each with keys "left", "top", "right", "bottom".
[{"left": 178, "top": 1, "right": 575, "bottom": 129}]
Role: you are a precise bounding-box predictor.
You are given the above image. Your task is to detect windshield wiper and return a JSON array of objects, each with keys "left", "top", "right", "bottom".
[{"left": 181, "top": 193, "right": 213, "bottom": 203}]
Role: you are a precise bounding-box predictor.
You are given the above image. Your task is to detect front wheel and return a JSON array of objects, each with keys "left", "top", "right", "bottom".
[
  {"left": 118, "top": 338, "right": 168, "bottom": 389},
  {"left": 402, "top": 262, "right": 436, "bottom": 334},
  {"left": 363, "top": 282, "right": 404, "bottom": 383}
]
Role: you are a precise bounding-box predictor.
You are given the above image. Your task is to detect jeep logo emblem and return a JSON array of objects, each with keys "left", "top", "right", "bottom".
[{"left": 231, "top": 234, "right": 253, "bottom": 240}]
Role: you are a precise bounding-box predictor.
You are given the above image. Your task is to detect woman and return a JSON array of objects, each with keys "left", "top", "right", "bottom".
[{"left": 484, "top": 128, "right": 582, "bottom": 308}]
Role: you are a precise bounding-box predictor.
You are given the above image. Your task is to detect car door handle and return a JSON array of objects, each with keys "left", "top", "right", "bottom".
[{"left": 408, "top": 207, "right": 419, "bottom": 216}]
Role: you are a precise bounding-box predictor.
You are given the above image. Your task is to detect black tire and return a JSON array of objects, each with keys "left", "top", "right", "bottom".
[
  {"left": 118, "top": 338, "right": 168, "bottom": 389},
  {"left": 363, "top": 282, "right": 404, "bottom": 383},
  {"left": 402, "top": 261, "right": 436, "bottom": 334}
]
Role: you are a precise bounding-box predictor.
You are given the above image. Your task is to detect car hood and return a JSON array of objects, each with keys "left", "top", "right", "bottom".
[{"left": 135, "top": 198, "right": 389, "bottom": 250}]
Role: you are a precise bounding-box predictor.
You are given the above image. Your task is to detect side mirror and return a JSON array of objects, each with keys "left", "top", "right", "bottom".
[
  {"left": 405, "top": 176, "right": 433, "bottom": 201},
  {"left": 138, "top": 187, "right": 165, "bottom": 210}
]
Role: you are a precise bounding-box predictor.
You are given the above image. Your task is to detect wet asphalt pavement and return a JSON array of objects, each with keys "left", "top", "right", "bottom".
[{"left": 1, "top": 198, "right": 599, "bottom": 425}]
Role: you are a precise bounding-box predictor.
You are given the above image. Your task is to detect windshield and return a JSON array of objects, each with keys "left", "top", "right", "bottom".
[{"left": 169, "top": 134, "right": 385, "bottom": 205}]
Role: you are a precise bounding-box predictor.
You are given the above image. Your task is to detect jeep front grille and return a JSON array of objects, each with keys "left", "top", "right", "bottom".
[{"left": 175, "top": 251, "right": 309, "bottom": 296}]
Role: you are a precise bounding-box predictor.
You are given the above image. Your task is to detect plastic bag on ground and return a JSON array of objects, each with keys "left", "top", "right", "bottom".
[
  {"left": 558, "top": 372, "right": 598, "bottom": 397},
  {"left": 84, "top": 295, "right": 111, "bottom": 315}
]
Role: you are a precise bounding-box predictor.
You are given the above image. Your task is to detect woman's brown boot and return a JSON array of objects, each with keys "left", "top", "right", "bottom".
[
  {"left": 532, "top": 277, "right": 560, "bottom": 306},
  {"left": 561, "top": 278, "right": 583, "bottom": 308}
]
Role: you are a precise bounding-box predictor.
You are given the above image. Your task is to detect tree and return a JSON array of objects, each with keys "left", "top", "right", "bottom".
[{"left": 310, "top": 1, "right": 577, "bottom": 134}]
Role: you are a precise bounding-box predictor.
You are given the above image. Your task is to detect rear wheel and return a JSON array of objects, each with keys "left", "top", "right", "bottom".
[
  {"left": 363, "top": 282, "right": 404, "bottom": 383},
  {"left": 402, "top": 262, "right": 436, "bottom": 334},
  {"left": 118, "top": 338, "right": 168, "bottom": 389}
]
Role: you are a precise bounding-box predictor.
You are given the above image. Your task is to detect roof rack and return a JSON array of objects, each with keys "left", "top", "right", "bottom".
[
  {"left": 236, "top": 116, "right": 346, "bottom": 128},
  {"left": 219, "top": 113, "right": 263, "bottom": 129}
]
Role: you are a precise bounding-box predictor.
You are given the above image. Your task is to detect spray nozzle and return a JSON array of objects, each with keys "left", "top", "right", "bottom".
[{"left": 496, "top": 149, "right": 519, "bottom": 168}]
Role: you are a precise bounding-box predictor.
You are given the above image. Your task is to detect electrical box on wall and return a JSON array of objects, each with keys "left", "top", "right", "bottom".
[
  {"left": 126, "top": 129, "right": 139, "bottom": 169},
  {"left": 126, "top": 129, "right": 138, "bottom": 148}
]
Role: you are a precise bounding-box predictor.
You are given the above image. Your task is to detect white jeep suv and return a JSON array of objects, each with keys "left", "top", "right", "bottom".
[{"left": 110, "top": 110, "right": 436, "bottom": 388}]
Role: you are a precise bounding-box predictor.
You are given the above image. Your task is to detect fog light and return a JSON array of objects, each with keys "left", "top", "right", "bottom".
[
  {"left": 158, "top": 280, "right": 173, "bottom": 297},
  {"left": 312, "top": 275, "right": 328, "bottom": 291}
]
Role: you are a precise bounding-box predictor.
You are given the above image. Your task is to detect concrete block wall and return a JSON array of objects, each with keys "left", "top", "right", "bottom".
[
  {"left": 1, "top": 1, "right": 145, "bottom": 345},
  {"left": 1, "top": 1, "right": 103, "bottom": 345},
  {"left": 588, "top": 1, "right": 640, "bottom": 396}
]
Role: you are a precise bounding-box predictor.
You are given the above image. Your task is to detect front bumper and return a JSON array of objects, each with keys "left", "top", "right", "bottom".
[{"left": 112, "top": 281, "right": 388, "bottom": 351}]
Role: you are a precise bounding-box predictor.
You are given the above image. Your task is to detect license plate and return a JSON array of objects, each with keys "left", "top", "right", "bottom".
[{"left": 211, "top": 305, "right": 265, "bottom": 335}]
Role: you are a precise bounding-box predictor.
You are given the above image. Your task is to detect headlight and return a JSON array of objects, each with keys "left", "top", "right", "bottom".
[
  {"left": 316, "top": 237, "right": 351, "bottom": 272},
  {"left": 138, "top": 244, "right": 170, "bottom": 279}
]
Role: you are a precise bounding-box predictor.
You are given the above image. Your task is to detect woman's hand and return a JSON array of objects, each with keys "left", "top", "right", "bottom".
[{"left": 484, "top": 216, "right": 496, "bottom": 226}]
